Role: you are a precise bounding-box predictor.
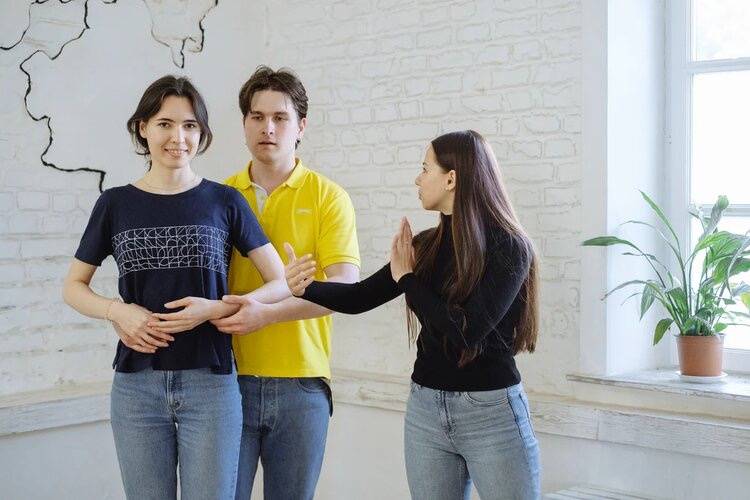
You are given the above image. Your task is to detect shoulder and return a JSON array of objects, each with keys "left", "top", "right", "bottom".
[
  {"left": 302, "top": 168, "right": 353, "bottom": 210},
  {"left": 223, "top": 169, "right": 245, "bottom": 188}
]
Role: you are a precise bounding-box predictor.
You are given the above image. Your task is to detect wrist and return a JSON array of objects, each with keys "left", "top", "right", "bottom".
[{"left": 106, "top": 298, "right": 123, "bottom": 322}]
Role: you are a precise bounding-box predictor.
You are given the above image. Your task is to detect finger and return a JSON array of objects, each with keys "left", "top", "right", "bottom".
[
  {"left": 151, "top": 311, "right": 185, "bottom": 321},
  {"left": 286, "top": 255, "right": 313, "bottom": 274},
  {"left": 221, "top": 295, "right": 246, "bottom": 305},
  {"left": 150, "top": 319, "right": 190, "bottom": 330},
  {"left": 164, "top": 297, "right": 190, "bottom": 309},
  {"left": 404, "top": 218, "right": 413, "bottom": 239},
  {"left": 283, "top": 242, "right": 298, "bottom": 263},
  {"left": 138, "top": 333, "right": 169, "bottom": 348},
  {"left": 128, "top": 342, "right": 156, "bottom": 354},
  {"left": 143, "top": 326, "right": 175, "bottom": 342},
  {"left": 211, "top": 315, "right": 240, "bottom": 328},
  {"left": 154, "top": 324, "right": 193, "bottom": 334}
]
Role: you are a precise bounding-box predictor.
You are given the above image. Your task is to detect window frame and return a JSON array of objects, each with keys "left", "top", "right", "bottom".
[{"left": 667, "top": 0, "right": 750, "bottom": 372}]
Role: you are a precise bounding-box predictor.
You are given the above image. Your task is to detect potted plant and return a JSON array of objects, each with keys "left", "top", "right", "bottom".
[{"left": 582, "top": 192, "right": 750, "bottom": 377}]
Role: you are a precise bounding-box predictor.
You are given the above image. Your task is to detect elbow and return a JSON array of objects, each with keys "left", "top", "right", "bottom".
[{"left": 61, "top": 281, "right": 73, "bottom": 307}]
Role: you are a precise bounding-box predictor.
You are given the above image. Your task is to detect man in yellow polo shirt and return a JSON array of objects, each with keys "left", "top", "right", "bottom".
[{"left": 211, "top": 66, "right": 360, "bottom": 500}]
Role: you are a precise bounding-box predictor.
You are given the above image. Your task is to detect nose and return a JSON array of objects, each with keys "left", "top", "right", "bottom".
[
  {"left": 262, "top": 118, "right": 275, "bottom": 136},
  {"left": 171, "top": 126, "right": 185, "bottom": 143},
  {"left": 414, "top": 173, "right": 421, "bottom": 186}
]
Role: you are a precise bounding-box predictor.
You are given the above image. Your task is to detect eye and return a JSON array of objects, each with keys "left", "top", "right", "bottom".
[
  {"left": 157, "top": 122, "right": 170, "bottom": 128},
  {"left": 185, "top": 123, "right": 198, "bottom": 129},
  {"left": 275, "top": 116, "right": 287, "bottom": 122}
]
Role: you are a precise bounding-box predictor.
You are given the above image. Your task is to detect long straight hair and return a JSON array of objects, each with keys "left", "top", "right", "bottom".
[{"left": 406, "top": 130, "right": 539, "bottom": 367}]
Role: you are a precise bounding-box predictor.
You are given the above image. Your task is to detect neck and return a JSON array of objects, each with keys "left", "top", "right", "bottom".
[
  {"left": 144, "top": 164, "right": 195, "bottom": 188},
  {"left": 138, "top": 164, "right": 198, "bottom": 194},
  {"left": 250, "top": 155, "right": 297, "bottom": 192}
]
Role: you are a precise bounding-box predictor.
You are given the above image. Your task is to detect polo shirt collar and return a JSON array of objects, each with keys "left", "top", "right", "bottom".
[{"left": 238, "top": 158, "right": 307, "bottom": 190}]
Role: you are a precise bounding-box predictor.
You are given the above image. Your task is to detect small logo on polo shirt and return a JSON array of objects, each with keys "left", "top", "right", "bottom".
[{"left": 296, "top": 208, "right": 312, "bottom": 215}]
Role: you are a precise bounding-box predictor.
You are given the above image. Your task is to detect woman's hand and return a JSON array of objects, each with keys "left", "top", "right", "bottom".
[
  {"left": 108, "top": 301, "right": 173, "bottom": 353},
  {"left": 390, "top": 217, "right": 415, "bottom": 282},
  {"left": 148, "top": 296, "right": 224, "bottom": 334},
  {"left": 283, "top": 242, "right": 317, "bottom": 297}
]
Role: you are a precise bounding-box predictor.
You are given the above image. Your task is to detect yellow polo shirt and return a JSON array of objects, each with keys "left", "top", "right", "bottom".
[{"left": 225, "top": 159, "right": 360, "bottom": 378}]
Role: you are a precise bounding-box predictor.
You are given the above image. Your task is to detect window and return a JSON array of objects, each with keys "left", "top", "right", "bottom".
[{"left": 668, "top": 0, "right": 750, "bottom": 370}]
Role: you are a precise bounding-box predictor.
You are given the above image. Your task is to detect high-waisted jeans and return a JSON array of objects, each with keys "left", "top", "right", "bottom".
[
  {"left": 404, "top": 381, "right": 540, "bottom": 500},
  {"left": 110, "top": 367, "right": 242, "bottom": 500}
]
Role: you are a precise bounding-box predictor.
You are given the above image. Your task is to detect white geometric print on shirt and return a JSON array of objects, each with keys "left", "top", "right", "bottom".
[{"left": 112, "top": 225, "right": 230, "bottom": 277}]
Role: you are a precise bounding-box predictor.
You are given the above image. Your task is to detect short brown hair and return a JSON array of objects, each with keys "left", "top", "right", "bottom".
[
  {"left": 126, "top": 75, "right": 212, "bottom": 158},
  {"left": 238, "top": 65, "right": 308, "bottom": 121}
]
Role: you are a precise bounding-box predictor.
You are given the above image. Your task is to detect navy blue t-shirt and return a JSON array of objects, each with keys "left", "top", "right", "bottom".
[{"left": 75, "top": 179, "right": 269, "bottom": 374}]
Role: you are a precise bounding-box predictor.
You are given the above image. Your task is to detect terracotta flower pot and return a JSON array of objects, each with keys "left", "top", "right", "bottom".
[{"left": 675, "top": 334, "right": 724, "bottom": 377}]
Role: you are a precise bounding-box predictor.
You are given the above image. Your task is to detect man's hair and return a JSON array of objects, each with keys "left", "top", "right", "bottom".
[{"left": 238, "top": 65, "right": 308, "bottom": 121}]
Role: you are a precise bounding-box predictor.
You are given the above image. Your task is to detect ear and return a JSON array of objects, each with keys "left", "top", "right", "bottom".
[
  {"left": 297, "top": 116, "right": 307, "bottom": 141},
  {"left": 445, "top": 170, "right": 456, "bottom": 192},
  {"left": 138, "top": 121, "right": 147, "bottom": 139}
]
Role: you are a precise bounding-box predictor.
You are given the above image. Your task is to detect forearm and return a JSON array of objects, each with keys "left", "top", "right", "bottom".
[
  {"left": 62, "top": 280, "right": 117, "bottom": 320},
  {"left": 265, "top": 295, "right": 335, "bottom": 323},
  {"left": 206, "top": 300, "right": 240, "bottom": 320},
  {"left": 244, "top": 278, "right": 290, "bottom": 304}
]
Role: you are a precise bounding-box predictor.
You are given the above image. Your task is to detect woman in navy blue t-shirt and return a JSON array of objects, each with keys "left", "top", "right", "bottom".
[{"left": 63, "top": 76, "right": 288, "bottom": 499}]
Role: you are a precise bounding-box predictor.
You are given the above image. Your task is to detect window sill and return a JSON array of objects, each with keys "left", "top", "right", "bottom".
[
  {"left": 567, "top": 367, "right": 750, "bottom": 421},
  {"left": 567, "top": 367, "right": 750, "bottom": 403}
]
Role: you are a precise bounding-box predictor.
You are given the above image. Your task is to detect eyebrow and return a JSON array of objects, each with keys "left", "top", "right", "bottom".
[
  {"left": 155, "top": 118, "right": 198, "bottom": 123},
  {"left": 249, "top": 110, "right": 290, "bottom": 117}
]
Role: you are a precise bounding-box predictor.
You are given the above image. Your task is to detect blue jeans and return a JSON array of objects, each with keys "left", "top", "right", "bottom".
[
  {"left": 234, "top": 376, "right": 331, "bottom": 500},
  {"left": 110, "top": 367, "right": 242, "bottom": 500},
  {"left": 404, "top": 381, "right": 540, "bottom": 500}
]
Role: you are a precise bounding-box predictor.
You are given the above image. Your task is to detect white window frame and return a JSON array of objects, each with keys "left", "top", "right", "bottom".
[{"left": 667, "top": 0, "right": 750, "bottom": 373}]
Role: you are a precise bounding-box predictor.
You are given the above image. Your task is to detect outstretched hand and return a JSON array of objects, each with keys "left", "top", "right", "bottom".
[
  {"left": 390, "top": 217, "right": 415, "bottom": 282},
  {"left": 283, "top": 242, "right": 316, "bottom": 297}
]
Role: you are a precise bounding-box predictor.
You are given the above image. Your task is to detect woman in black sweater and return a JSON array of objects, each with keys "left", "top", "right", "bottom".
[{"left": 285, "top": 130, "right": 540, "bottom": 500}]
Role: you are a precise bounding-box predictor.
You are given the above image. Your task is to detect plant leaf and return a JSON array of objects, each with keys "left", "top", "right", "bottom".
[
  {"left": 742, "top": 292, "right": 750, "bottom": 311},
  {"left": 653, "top": 318, "right": 673, "bottom": 345},
  {"left": 603, "top": 280, "right": 648, "bottom": 299},
  {"left": 582, "top": 236, "right": 634, "bottom": 247},
  {"left": 640, "top": 283, "right": 656, "bottom": 319},
  {"left": 639, "top": 191, "right": 681, "bottom": 250}
]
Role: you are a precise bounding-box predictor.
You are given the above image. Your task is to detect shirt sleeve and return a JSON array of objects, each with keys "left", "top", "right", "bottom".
[
  {"left": 302, "top": 263, "right": 402, "bottom": 313},
  {"left": 226, "top": 188, "right": 269, "bottom": 256},
  {"left": 316, "top": 188, "right": 360, "bottom": 270},
  {"left": 396, "top": 234, "right": 531, "bottom": 349},
  {"left": 74, "top": 191, "right": 113, "bottom": 266}
]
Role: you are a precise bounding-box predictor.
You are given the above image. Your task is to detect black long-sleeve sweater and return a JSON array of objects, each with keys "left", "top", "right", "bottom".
[{"left": 303, "top": 214, "right": 531, "bottom": 391}]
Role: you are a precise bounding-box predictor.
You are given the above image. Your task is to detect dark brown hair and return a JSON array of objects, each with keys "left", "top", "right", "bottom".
[
  {"left": 238, "top": 65, "right": 308, "bottom": 147},
  {"left": 406, "top": 130, "right": 540, "bottom": 367},
  {"left": 126, "top": 75, "right": 212, "bottom": 159}
]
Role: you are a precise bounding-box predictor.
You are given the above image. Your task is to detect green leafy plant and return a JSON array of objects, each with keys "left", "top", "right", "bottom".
[{"left": 583, "top": 192, "right": 750, "bottom": 346}]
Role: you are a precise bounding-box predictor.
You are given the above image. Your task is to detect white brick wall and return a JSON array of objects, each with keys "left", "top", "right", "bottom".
[
  {"left": 1, "top": 0, "right": 582, "bottom": 397},
  {"left": 264, "top": 0, "right": 583, "bottom": 392}
]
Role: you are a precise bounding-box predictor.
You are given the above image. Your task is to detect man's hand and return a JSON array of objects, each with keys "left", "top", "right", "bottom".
[{"left": 210, "top": 295, "right": 273, "bottom": 335}]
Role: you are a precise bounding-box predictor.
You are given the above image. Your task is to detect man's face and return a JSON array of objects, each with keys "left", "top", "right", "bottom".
[{"left": 243, "top": 90, "right": 306, "bottom": 166}]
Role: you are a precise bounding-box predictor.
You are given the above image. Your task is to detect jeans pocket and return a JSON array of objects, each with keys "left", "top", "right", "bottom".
[
  {"left": 462, "top": 388, "right": 508, "bottom": 406},
  {"left": 296, "top": 377, "right": 328, "bottom": 393},
  {"left": 508, "top": 392, "right": 536, "bottom": 443}
]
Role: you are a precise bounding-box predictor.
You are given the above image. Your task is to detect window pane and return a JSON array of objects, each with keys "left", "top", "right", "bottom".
[
  {"left": 691, "top": 71, "right": 750, "bottom": 205},
  {"left": 694, "top": 0, "right": 750, "bottom": 61},
  {"left": 690, "top": 216, "right": 750, "bottom": 350}
]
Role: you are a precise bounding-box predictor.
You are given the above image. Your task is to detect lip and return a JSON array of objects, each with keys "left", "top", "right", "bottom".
[
  {"left": 164, "top": 148, "right": 188, "bottom": 158},
  {"left": 257, "top": 142, "right": 276, "bottom": 146}
]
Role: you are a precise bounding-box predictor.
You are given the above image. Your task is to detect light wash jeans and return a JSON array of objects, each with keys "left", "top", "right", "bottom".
[
  {"left": 110, "top": 367, "right": 242, "bottom": 500},
  {"left": 234, "top": 376, "right": 332, "bottom": 500},
  {"left": 404, "top": 381, "right": 540, "bottom": 500}
]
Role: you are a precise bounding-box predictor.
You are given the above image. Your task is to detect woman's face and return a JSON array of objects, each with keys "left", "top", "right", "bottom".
[
  {"left": 138, "top": 95, "right": 201, "bottom": 170},
  {"left": 415, "top": 145, "right": 455, "bottom": 213}
]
